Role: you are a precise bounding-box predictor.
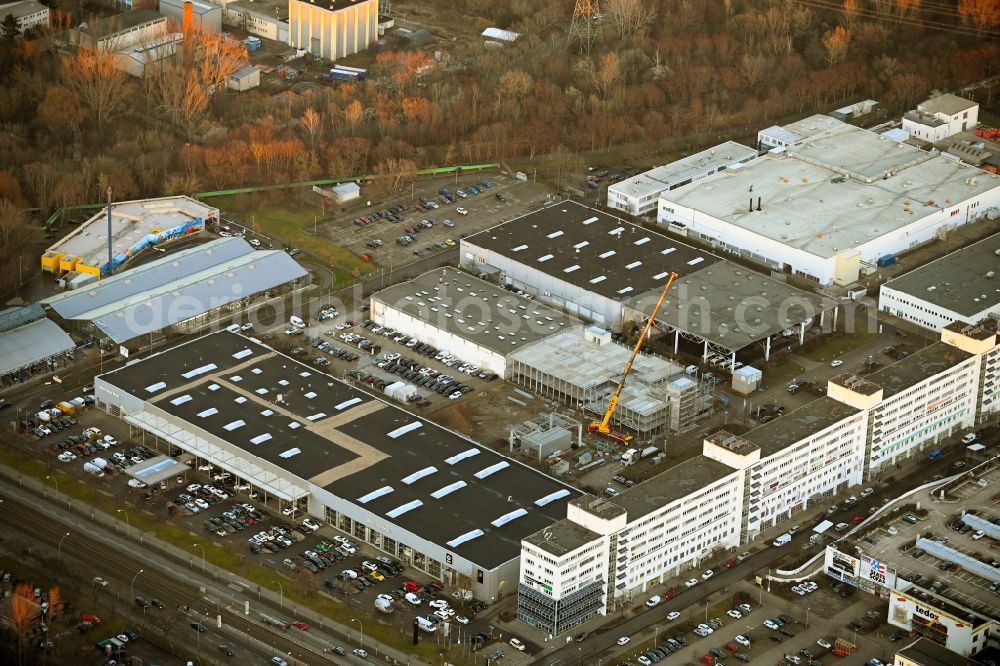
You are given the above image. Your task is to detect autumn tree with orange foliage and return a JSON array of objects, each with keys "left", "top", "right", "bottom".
[
  {"left": 143, "top": 31, "right": 247, "bottom": 135},
  {"left": 11, "top": 583, "right": 38, "bottom": 665},
  {"left": 958, "top": 0, "right": 1000, "bottom": 35},
  {"left": 823, "top": 26, "right": 852, "bottom": 67}
]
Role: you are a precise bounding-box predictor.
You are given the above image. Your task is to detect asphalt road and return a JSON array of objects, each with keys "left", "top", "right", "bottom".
[
  {"left": 0, "top": 476, "right": 359, "bottom": 666},
  {"left": 539, "top": 438, "right": 975, "bottom": 666}
]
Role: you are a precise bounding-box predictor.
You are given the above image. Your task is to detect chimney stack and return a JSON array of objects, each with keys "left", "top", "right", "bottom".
[
  {"left": 106, "top": 187, "right": 113, "bottom": 274},
  {"left": 756, "top": 197, "right": 761, "bottom": 212}
]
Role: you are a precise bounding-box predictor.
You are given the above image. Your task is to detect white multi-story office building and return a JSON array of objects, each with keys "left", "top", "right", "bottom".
[
  {"left": 0, "top": 0, "right": 49, "bottom": 32},
  {"left": 518, "top": 456, "right": 742, "bottom": 634},
  {"left": 519, "top": 318, "right": 1000, "bottom": 636}
]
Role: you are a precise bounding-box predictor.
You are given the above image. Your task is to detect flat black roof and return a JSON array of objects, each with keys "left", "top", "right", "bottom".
[
  {"left": 743, "top": 397, "right": 861, "bottom": 457},
  {"left": 863, "top": 341, "right": 974, "bottom": 399},
  {"left": 371, "top": 268, "right": 580, "bottom": 355},
  {"left": 464, "top": 201, "right": 721, "bottom": 301},
  {"left": 882, "top": 233, "right": 1000, "bottom": 317},
  {"left": 102, "top": 331, "right": 578, "bottom": 569},
  {"left": 896, "top": 637, "right": 978, "bottom": 666}
]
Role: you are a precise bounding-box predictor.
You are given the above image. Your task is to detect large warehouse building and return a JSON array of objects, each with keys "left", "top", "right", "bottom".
[
  {"left": 879, "top": 234, "right": 1000, "bottom": 332},
  {"left": 370, "top": 267, "right": 582, "bottom": 377},
  {"left": 0, "top": 304, "right": 75, "bottom": 385},
  {"left": 460, "top": 201, "right": 830, "bottom": 370},
  {"left": 518, "top": 317, "right": 1000, "bottom": 635},
  {"left": 658, "top": 117, "right": 1000, "bottom": 285},
  {"left": 370, "top": 268, "right": 708, "bottom": 436},
  {"left": 95, "top": 330, "right": 578, "bottom": 600},
  {"left": 41, "top": 196, "right": 217, "bottom": 285},
  {"left": 43, "top": 237, "right": 308, "bottom": 351},
  {"left": 607, "top": 141, "right": 758, "bottom": 217}
]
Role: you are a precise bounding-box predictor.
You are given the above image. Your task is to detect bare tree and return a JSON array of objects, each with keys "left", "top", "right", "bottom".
[
  {"left": 144, "top": 32, "right": 247, "bottom": 135},
  {"left": 61, "top": 49, "right": 131, "bottom": 129},
  {"left": 604, "top": 0, "right": 656, "bottom": 39}
]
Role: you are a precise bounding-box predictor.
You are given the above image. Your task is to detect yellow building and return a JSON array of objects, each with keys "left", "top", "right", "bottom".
[
  {"left": 288, "top": 0, "right": 378, "bottom": 61},
  {"left": 41, "top": 196, "right": 217, "bottom": 286}
]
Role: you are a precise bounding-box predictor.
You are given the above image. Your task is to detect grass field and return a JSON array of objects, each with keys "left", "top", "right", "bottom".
[
  {"left": 761, "top": 361, "right": 805, "bottom": 390},
  {"left": 210, "top": 192, "right": 377, "bottom": 284},
  {"left": 800, "top": 331, "right": 878, "bottom": 363}
]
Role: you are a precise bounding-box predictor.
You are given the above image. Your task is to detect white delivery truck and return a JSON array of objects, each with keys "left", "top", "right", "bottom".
[{"left": 772, "top": 533, "right": 792, "bottom": 547}]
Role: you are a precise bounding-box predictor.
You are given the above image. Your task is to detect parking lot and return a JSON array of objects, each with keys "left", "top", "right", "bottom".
[
  {"left": 608, "top": 580, "right": 904, "bottom": 666},
  {"left": 844, "top": 469, "right": 1000, "bottom": 620},
  {"left": 319, "top": 173, "right": 552, "bottom": 268}
]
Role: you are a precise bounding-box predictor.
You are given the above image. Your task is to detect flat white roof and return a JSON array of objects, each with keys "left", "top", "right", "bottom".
[
  {"left": 44, "top": 196, "right": 217, "bottom": 270},
  {"left": 662, "top": 124, "right": 1000, "bottom": 258},
  {"left": 610, "top": 141, "right": 757, "bottom": 200}
]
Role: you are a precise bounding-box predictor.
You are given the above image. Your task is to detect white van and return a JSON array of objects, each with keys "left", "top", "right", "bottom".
[
  {"left": 415, "top": 616, "right": 437, "bottom": 633},
  {"left": 289, "top": 315, "right": 306, "bottom": 329},
  {"left": 962, "top": 433, "right": 977, "bottom": 444}
]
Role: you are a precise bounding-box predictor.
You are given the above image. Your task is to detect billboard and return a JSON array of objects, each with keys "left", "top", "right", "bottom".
[
  {"left": 825, "top": 547, "right": 859, "bottom": 580},
  {"left": 860, "top": 553, "right": 896, "bottom": 589}
]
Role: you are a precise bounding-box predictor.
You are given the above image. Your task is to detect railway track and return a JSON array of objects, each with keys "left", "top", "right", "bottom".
[{"left": 0, "top": 492, "right": 335, "bottom": 664}]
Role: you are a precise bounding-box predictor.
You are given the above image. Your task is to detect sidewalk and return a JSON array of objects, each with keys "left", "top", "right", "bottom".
[{"left": 0, "top": 462, "right": 429, "bottom": 666}]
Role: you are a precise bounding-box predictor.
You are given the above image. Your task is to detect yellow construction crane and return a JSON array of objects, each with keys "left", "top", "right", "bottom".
[{"left": 589, "top": 272, "right": 679, "bottom": 444}]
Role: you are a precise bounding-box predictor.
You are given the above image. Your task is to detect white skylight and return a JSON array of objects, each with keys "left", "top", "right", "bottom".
[
  {"left": 232, "top": 349, "right": 253, "bottom": 360},
  {"left": 590, "top": 276, "right": 607, "bottom": 284},
  {"left": 430, "top": 481, "right": 467, "bottom": 499},
  {"left": 250, "top": 433, "right": 272, "bottom": 445},
  {"left": 401, "top": 466, "right": 437, "bottom": 485},
  {"left": 445, "top": 448, "right": 480, "bottom": 465},
  {"left": 573, "top": 241, "right": 589, "bottom": 249},
  {"left": 335, "top": 397, "right": 362, "bottom": 410},
  {"left": 582, "top": 216, "right": 599, "bottom": 225},
  {"left": 538, "top": 254, "right": 554, "bottom": 262},
  {"left": 634, "top": 237, "right": 650, "bottom": 245},
  {"left": 688, "top": 257, "right": 705, "bottom": 266},
  {"left": 279, "top": 447, "right": 301, "bottom": 458},
  {"left": 446, "top": 529, "right": 485, "bottom": 548},
  {"left": 196, "top": 407, "right": 218, "bottom": 418},
  {"left": 474, "top": 461, "right": 510, "bottom": 479},
  {"left": 625, "top": 261, "right": 642, "bottom": 269},
  {"left": 491, "top": 508, "right": 529, "bottom": 527},
  {"left": 598, "top": 250, "right": 615, "bottom": 259},
  {"left": 564, "top": 265, "right": 580, "bottom": 273},
  {"left": 170, "top": 394, "right": 192, "bottom": 405},
  {"left": 306, "top": 413, "right": 326, "bottom": 421},
  {"left": 223, "top": 420, "right": 245, "bottom": 431},
  {"left": 388, "top": 421, "right": 422, "bottom": 439},
  {"left": 546, "top": 230, "right": 564, "bottom": 239},
  {"left": 358, "top": 486, "right": 393, "bottom": 504},
  {"left": 182, "top": 363, "right": 217, "bottom": 379},
  {"left": 145, "top": 382, "right": 166, "bottom": 393},
  {"left": 386, "top": 500, "right": 423, "bottom": 518},
  {"left": 512, "top": 244, "right": 528, "bottom": 252},
  {"left": 535, "top": 489, "right": 571, "bottom": 506}
]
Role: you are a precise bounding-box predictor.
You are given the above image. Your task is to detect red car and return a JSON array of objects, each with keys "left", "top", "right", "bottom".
[
  {"left": 362, "top": 253, "right": 373, "bottom": 262},
  {"left": 403, "top": 581, "right": 420, "bottom": 592},
  {"left": 292, "top": 620, "right": 310, "bottom": 631},
  {"left": 851, "top": 515, "right": 864, "bottom": 525},
  {"left": 700, "top": 656, "right": 714, "bottom": 664},
  {"left": 723, "top": 557, "right": 738, "bottom": 568}
]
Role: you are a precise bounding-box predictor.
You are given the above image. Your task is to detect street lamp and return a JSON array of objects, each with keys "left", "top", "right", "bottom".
[
  {"left": 351, "top": 617, "right": 364, "bottom": 651},
  {"left": 57, "top": 531, "right": 71, "bottom": 560},
  {"left": 192, "top": 543, "right": 205, "bottom": 575},
  {"left": 45, "top": 475, "right": 59, "bottom": 503},
  {"left": 117, "top": 509, "right": 130, "bottom": 539},
  {"left": 130, "top": 569, "right": 144, "bottom": 603}
]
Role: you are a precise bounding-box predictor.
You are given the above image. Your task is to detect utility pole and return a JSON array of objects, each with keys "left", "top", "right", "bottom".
[{"left": 568, "top": 0, "right": 600, "bottom": 53}]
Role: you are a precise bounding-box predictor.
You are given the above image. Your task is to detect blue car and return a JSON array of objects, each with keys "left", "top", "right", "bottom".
[{"left": 467, "top": 186, "right": 480, "bottom": 195}]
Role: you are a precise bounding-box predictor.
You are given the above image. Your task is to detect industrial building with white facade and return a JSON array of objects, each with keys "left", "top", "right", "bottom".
[
  {"left": 879, "top": 233, "right": 1000, "bottom": 332},
  {"left": 518, "top": 317, "right": 1000, "bottom": 635},
  {"left": 657, "top": 115, "right": 1000, "bottom": 285},
  {"left": 94, "top": 330, "right": 579, "bottom": 601},
  {"left": 370, "top": 268, "right": 708, "bottom": 437},
  {"left": 370, "top": 267, "right": 582, "bottom": 377},
  {"left": 460, "top": 201, "right": 831, "bottom": 371},
  {"left": 607, "top": 141, "right": 758, "bottom": 218},
  {"left": 42, "top": 237, "right": 309, "bottom": 352}
]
